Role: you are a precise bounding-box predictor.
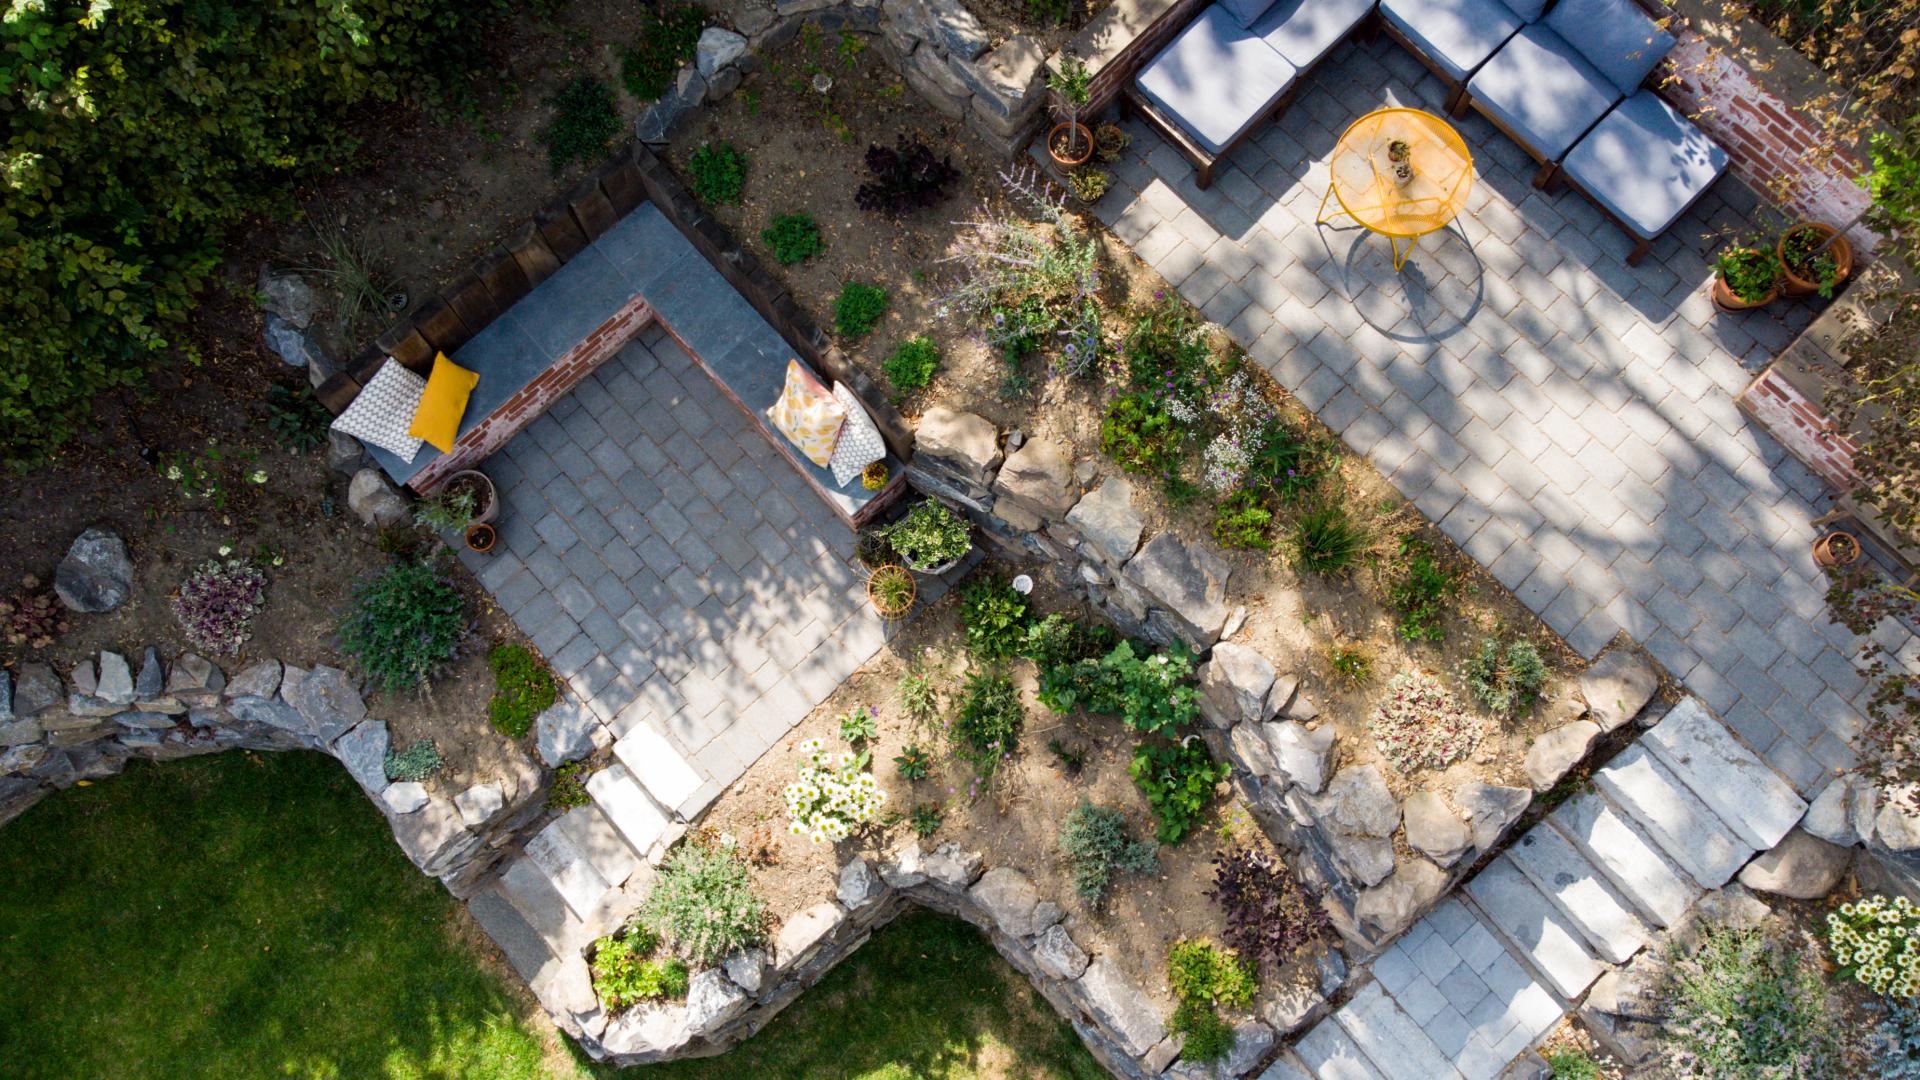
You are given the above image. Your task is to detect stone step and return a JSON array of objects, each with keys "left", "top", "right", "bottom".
[
  {"left": 1293, "top": 1017, "right": 1388, "bottom": 1080},
  {"left": 587, "top": 762, "right": 675, "bottom": 861},
  {"left": 1332, "top": 981, "right": 1464, "bottom": 1080},
  {"left": 467, "top": 885, "right": 558, "bottom": 985},
  {"left": 525, "top": 818, "right": 614, "bottom": 922},
  {"left": 1548, "top": 792, "right": 1701, "bottom": 928},
  {"left": 613, "top": 723, "right": 717, "bottom": 821},
  {"left": 1643, "top": 696, "right": 1807, "bottom": 851},
  {"left": 497, "top": 855, "right": 590, "bottom": 960},
  {"left": 1591, "top": 744, "right": 1753, "bottom": 889},
  {"left": 1505, "top": 820, "right": 1650, "bottom": 964},
  {"left": 1256, "top": 1053, "right": 1314, "bottom": 1080},
  {"left": 1464, "top": 856, "right": 1605, "bottom": 1000},
  {"left": 552, "top": 802, "right": 644, "bottom": 892}
]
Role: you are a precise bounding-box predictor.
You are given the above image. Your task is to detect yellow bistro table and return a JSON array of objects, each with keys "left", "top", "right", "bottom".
[{"left": 1317, "top": 108, "right": 1474, "bottom": 271}]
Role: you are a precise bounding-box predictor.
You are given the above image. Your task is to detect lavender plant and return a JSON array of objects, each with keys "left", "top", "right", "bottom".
[{"left": 172, "top": 559, "right": 269, "bottom": 655}]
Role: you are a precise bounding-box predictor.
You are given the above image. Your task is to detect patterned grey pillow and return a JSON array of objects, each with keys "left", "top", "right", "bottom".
[
  {"left": 330, "top": 359, "right": 427, "bottom": 462},
  {"left": 828, "top": 383, "right": 886, "bottom": 488}
]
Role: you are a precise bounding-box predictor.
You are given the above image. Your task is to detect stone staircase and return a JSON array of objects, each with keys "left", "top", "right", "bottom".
[{"left": 1262, "top": 695, "right": 1808, "bottom": 1080}]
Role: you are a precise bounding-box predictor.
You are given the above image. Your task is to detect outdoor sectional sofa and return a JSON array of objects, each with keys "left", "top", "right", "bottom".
[{"left": 1128, "top": 0, "right": 1727, "bottom": 263}]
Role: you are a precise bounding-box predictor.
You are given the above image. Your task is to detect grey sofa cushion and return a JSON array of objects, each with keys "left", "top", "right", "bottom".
[
  {"left": 1219, "top": 0, "right": 1280, "bottom": 28},
  {"left": 1503, "top": 0, "right": 1550, "bottom": 21},
  {"left": 1251, "top": 0, "right": 1377, "bottom": 70},
  {"left": 1469, "top": 23, "right": 1619, "bottom": 159},
  {"left": 1545, "top": 0, "right": 1675, "bottom": 96},
  {"left": 1561, "top": 90, "right": 1726, "bottom": 240},
  {"left": 1136, "top": 4, "right": 1296, "bottom": 156},
  {"left": 1380, "top": 0, "right": 1524, "bottom": 81}
]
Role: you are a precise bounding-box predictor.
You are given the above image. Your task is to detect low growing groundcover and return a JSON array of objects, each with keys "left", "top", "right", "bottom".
[{"left": 0, "top": 751, "right": 1101, "bottom": 1079}]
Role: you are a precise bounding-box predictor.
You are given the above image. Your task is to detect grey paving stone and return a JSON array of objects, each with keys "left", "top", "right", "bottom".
[
  {"left": 1464, "top": 857, "right": 1604, "bottom": 999},
  {"left": 1642, "top": 696, "right": 1807, "bottom": 850},
  {"left": 1505, "top": 820, "right": 1650, "bottom": 964},
  {"left": 1592, "top": 744, "right": 1754, "bottom": 889}
]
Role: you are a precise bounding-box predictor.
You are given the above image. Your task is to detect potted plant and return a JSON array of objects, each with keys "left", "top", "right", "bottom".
[
  {"left": 867, "top": 564, "right": 916, "bottom": 619},
  {"left": 1094, "top": 122, "right": 1132, "bottom": 163},
  {"left": 1813, "top": 530, "right": 1861, "bottom": 567},
  {"left": 1712, "top": 244, "right": 1782, "bottom": 312},
  {"left": 445, "top": 469, "right": 498, "bottom": 524},
  {"left": 464, "top": 522, "right": 498, "bottom": 554},
  {"left": 878, "top": 500, "right": 972, "bottom": 573},
  {"left": 862, "top": 461, "right": 890, "bottom": 491},
  {"left": 413, "top": 486, "right": 477, "bottom": 534},
  {"left": 1046, "top": 56, "right": 1094, "bottom": 168},
  {"left": 1068, "top": 167, "right": 1111, "bottom": 204},
  {"left": 1387, "top": 138, "right": 1411, "bottom": 163},
  {"left": 1777, "top": 223, "right": 1853, "bottom": 299}
]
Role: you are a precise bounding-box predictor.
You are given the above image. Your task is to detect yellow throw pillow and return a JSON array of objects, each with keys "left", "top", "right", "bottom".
[
  {"left": 766, "top": 359, "right": 846, "bottom": 467},
  {"left": 407, "top": 352, "right": 479, "bottom": 453}
]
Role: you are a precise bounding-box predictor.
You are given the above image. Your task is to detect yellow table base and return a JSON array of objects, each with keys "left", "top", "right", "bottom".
[{"left": 1315, "top": 186, "right": 1428, "bottom": 271}]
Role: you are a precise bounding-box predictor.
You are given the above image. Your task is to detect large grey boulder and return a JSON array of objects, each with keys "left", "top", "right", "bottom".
[
  {"left": 1219, "top": 1019, "right": 1275, "bottom": 1077},
  {"left": 1124, "top": 532, "right": 1233, "bottom": 647},
  {"left": 225, "top": 659, "right": 283, "bottom": 701},
  {"left": 1876, "top": 786, "right": 1920, "bottom": 852},
  {"left": 1403, "top": 790, "right": 1472, "bottom": 866},
  {"left": 1525, "top": 720, "right": 1599, "bottom": 791},
  {"left": 334, "top": 720, "right": 389, "bottom": 792},
  {"left": 347, "top": 469, "right": 410, "bottom": 527},
  {"left": 1066, "top": 476, "right": 1143, "bottom": 564},
  {"left": 1579, "top": 648, "right": 1657, "bottom": 732},
  {"left": 165, "top": 654, "right": 225, "bottom": 705},
  {"left": 598, "top": 1001, "right": 692, "bottom": 1056},
  {"left": 879, "top": 839, "right": 927, "bottom": 887},
  {"left": 722, "top": 947, "right": 770, "bottom": 994},
  {"left": 325, "top": 431, "right": 364, "bottom": 474},
  {"left": 382, "top": 781, "right": 431, "bottom": 814},
  {"left": 1355, "top": 859, "right": 1448, "bottom": 938},
  {"left": 636, "top": 67, "right": 705, "bottom": 144},
  {"left": 684, "top": 967, "right": 751, "bottom": 1034},
  {"left": 969, "top": 866, "right": 1043, "bottom": 937},
  {"left": 258, "top": 267, "right": 319, "bottom": 328},
  {"left": 1314, "top": 764, "right": 1399, "bottom": 837},
  {"left": 1033, "top": 924, "right": 1089, "bottom": 979},
  {"left": 1265, "top": 721, "right": 1335, "bottom": 794},
  {"left": 1077, "top": 956, "right": 1166, "bottom": 1056},
  {"left": 694, "top": 27, "right": 748, "bottom": 76},
  {"left": 12, "top": 663, "right": 62, "bottom": 717},
  {"left": 1736, "top": 827, "right": 1850, "bottom": 899},
  {"left": 535, "top": 700, "right": 598, "bottom": 767},
  {"left": 837, "top": 857, "right": 882, "bottom": 910},
  {"left": 914, "top": 407, "right": 1001, "bottom": 484},
  {"left": 283, "top": 664, "right": 366, "bottom": 743},
  {"left": 227, "top": 695, "right": 307, "bottom": 737},
  {"left": 923, "top": 842, "right": 983, "bottom": 889},
  {"left": 54, "top": 527, "right": 133, "bottom": 613},
  {"left": 992, "top": 439, "right": 1076, "bottom": 526},
  {"left": 774, "top": 902, "right": 845, "bottom": 968},
  {"left": 387, "top": 795, "right": 482, "bottom": 876},
  {"left": 1198, "top": 643, "right": 1276, "bottom": 728},
  {"left": 133, "top": 648, "right": 164, "bottom": 701},
  {"left": 923, "top": 0, "right": 990, "bottom": 59},
  {"left": 1802, "top": 776, "right": 1859, "bottom": 846},
  {"left": 262, "top": 312, "right": 322, "bottom": 368},
  {"left": 1455, "top": 781, "right": 1531, "bottom": 851},
  {"left": 95, "top": 651, "right": 135, "bottom": 705},
  {"left": 455, "top": 781, "right": 507, "bottom": 827}
]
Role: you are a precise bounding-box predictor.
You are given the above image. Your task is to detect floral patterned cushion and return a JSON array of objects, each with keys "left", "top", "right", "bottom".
[{"left": 765, "top": 359, "right": 846, "bottom": 468}]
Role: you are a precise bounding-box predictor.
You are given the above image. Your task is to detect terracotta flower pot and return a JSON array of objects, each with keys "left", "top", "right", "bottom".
[
  {"left": 464, "top": 522, "right": 497, "bottom": 554},
  {"left": 448, "top": 469, "right": 498, "bottom": 524},
  {"left": 867, "top": 565, "right": 916, "bottom": 619},
  {"left": 1712, "top": 276, "right": 1779, "bottom": 313},
  {"left": 1048, "top": 122, "right": 1094, "bottom": 168},
  {"left": 1813, "top": 530, "right": 1860, "bottom": 567},
  {"left": 1777, "top": 223, "right": 1853, "bottom": 298}
]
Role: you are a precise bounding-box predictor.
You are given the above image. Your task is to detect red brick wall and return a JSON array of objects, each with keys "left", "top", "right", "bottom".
[
  {"left": 1737, "top": 365, "right": 1861, "bottom": 491},
  {"left": 1661, "top": 30, "right": 1881, "bottom": 258},
  {"left": 412, "top": 295, "right": 656, "bottom": 494}
]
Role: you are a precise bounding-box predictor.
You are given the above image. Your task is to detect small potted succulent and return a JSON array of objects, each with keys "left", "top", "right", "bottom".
[
  {"left": 862, "top": 461, "right": 890, "bottom": 491},
  {"left": 1777, "top": 223, "right": 1852, "bottom": 299},
  {"left": 1813, "top": 530, "right": 1860, "bottom": 567},
  {"left": 878, "top": 499, "right": 972, "bottom": 573},
  {"left": 1094, "top": 122, "right": 1132, "bottom": 164},
  {"left": 1046, "top": 56, "right": 1094, "bottom": 169},
  {"left": 867, "top": 564, "right": 916, "bottom": 619},
  {"left": 1712, "top": 243, "right": 1782, "bottom": 312},
  {"left": 1387, "top": 138, "right": 1412, "bottom": 163}
]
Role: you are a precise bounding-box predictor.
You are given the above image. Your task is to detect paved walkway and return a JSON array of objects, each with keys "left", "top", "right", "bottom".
[
  {"left": 1089, "top": 36, "right": 1916, "bottom": 795},
  {"left": 462, "top": 324, "right": 887, "bottom": 799}
]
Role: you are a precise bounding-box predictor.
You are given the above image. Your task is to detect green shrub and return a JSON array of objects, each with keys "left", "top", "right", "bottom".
[
  {"left": 336, "top": 561, "right": 465, "bottom": 693},
  {"left": 0, "top": 0, "right": 524, "bottom": 466},
  {"left": 619, "top": 4, "right": 706, "bottom": 100},
  {"left": 1057, "top": 802, "right": 1157, "bottom": 905},
  {"left": 1171, "top": 1000, "right": 1236, "bottom": 1061},
  {"left": 1166, "top": 939, "right": 1257, "bottom": 1062},
  {"left": 1020, "top": 613, "right": 1114, "bottom": 671},
  {"left": 834, "top": 281, "right": 890, "bottom": 338},
  {"left": 546, "top": 76, "right": 620, "bottom": 173},
  {"left": 1246, "top": 423, "right": 1327, "bottom": 505},
  {"left": 486, "top": 644, "right": 556, "bottom": 739},
  {"left": 837, "top": 705, "right": 878, "bottom": 745},
  {"left": 1100, "top": 393, "right": 1183, "bottom": 476},
  {"left": 894, "top": 744, "right": 933, "bottom": 780},
  {"left": 1211, "top": 490, "right": 1273, "bottom": 550},
  {"left": 1388, "top": 537, "right": 1461, "bottom": 642},
  {"left": 264, "top": 384, "right": 332, "bottom": 454},
  {"left": 898, "top": 666, "right": 942, "bottom": 725},
  {"left": 687, "top": 142, "right": 748, "bottom": 205},
  {"left": 548, "top": 760, "right": 592, "bottom": 810},
  {"left": 960, "top": 576, "right": 1030, "bottom": 660},
  {"left": 909, "top": 803, "right": 944, "bottom": 838},
  {"left": 1544, "top": 1050, "right": 1603, "bottom": 1080},
  {"left": 1460, "top": 637, "right": 1550, "bottom": 717},
  {"left": 879, "top": 500, "right": 971, "bottom": 570},
  {"left": 589, "top": 927, "right": 690, "bottom": 1010},
  {"left": 640, "top": 841, "right": 767, "bottom": 966},
  {"left": 1130, "top": 739, "right": 1227, "bottom": 843},
  {"left": 1656, "top": 923, "right": 1840, "bottom": 1077},
  {"left": 883, "top": 335, "right": 942, "bottom": 392},
  {"left": 1870, "top": 1000, "right": 1920, "bottom": 1078},
  {"left": 949, "top": 672, "right": 1024, "bottom": 777},
  {"left": 761, "top": 213, "right": 825, "bottom": 265},
  {"left": 384, "top": 739, "right": 444, "bottom": 782},
  {"left": 1289, "top": 503, "right": 1367, "bottom": 577},
  {"left": 1042, "top": 640, "right": 1200, "bottom": 733}
]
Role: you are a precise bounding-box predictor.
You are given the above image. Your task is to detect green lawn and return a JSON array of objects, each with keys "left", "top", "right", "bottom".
[{"left": 0, "top": 752, "right": 1101, "bottom": 1080}]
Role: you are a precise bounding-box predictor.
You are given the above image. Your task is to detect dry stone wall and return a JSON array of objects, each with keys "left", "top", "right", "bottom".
[{"left": 0, "top": 650, "right": 544, "bottom": 897}]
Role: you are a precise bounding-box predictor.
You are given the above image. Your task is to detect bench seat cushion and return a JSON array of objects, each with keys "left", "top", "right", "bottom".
[
  {"left": 1561, "top": 90, "right": 1727, "bottom": 240},
  {"left": 1136, "top": 3, "right": 1296, "bottom": 157},
  {"left": 1544, "top": 0, "right": 1675, "bottom": 97},
  {"left": 1251, "top": 0, "right": 1377, "bottom": 70},
  {"left": 1469, "top": 23, "right": 1620, "bottom": 161},
  {"left": 1379, "top": 0, "right": 1523, "bottom": 82}
]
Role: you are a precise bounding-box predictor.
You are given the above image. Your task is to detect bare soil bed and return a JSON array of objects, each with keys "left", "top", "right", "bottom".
[{"left": 699, "top": 575, "right": 1333, "bottom": 1021}]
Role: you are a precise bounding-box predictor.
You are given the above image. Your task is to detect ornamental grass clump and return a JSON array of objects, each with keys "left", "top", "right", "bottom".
[
  {"left": 1367, "top": 670, "right": 1483, "bottom": 774},
  {"left": 640, "top": 839, "right": 767, "bottom": 966},
  {"left": 1829, "top": 894, "right": 1920, "bottom": 999},
  {"left": 783, "top": 737, "right": 887, "bottom": 844},
  {"left": 172, "top": 559, "right": 269, "bottom": 655}
]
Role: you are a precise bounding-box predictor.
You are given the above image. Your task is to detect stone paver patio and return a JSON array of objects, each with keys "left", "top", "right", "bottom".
[
  {"left": 1090, "top": 36, "right": 1914, "bottom": 796},
  {"left": 459, "top": 324, "right": 891, "bottom": 796}
]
